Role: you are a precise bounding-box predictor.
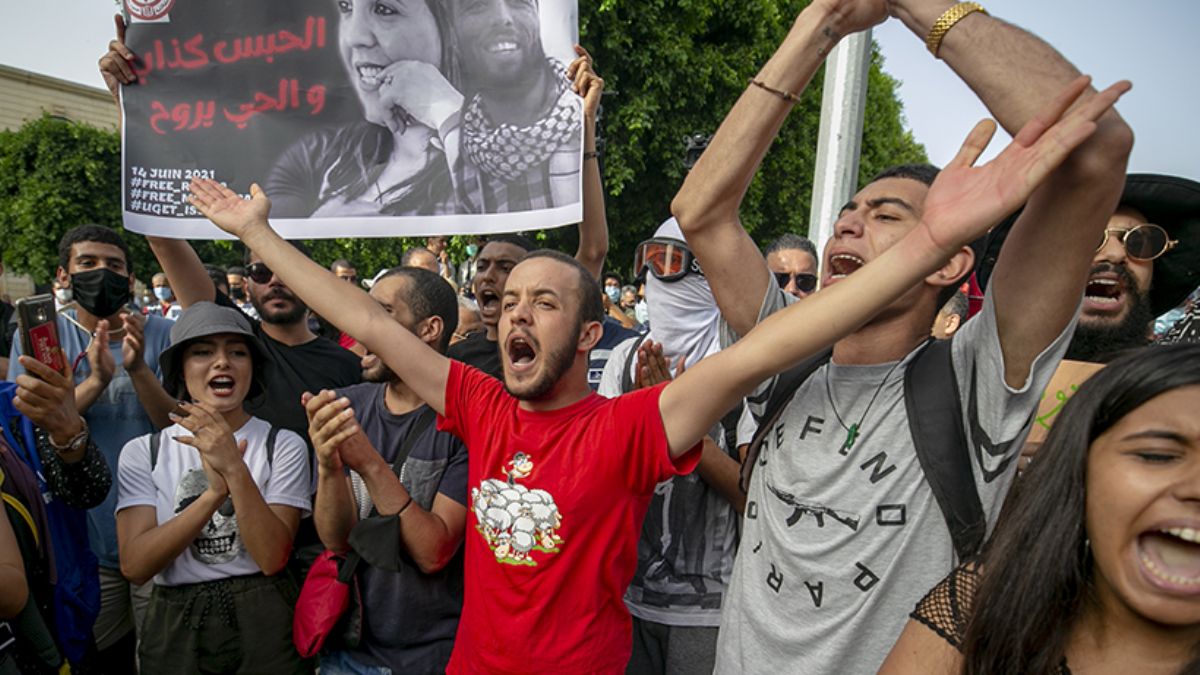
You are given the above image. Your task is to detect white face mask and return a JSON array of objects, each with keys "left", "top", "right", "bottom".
[{"left": 54, "top": 288, "right": 73, "bottom": 304}]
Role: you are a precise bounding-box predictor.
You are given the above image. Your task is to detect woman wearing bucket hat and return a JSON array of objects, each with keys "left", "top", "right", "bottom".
[{"left": 114, "top": 302, "right": 312, "bottom": 673}]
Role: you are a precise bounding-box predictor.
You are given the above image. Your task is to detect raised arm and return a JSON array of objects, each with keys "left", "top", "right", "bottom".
[
  {"left": 671, "top": 0, "right": 887, "bottom": 336},
  {"left": 570, "top": 46, "right": 608, "bottom": 280},
  {"left": 187, "top": 179, "right": 450, "bottom": 413},
  {"left": 891, "top": 0, "right": 1134, "bottom": 386},
  {"left": 145, "top": 238, "right": 217, "bottom": 308},
  {"left": 659, "top": 80, "right": 1127, "bottom": 455}
]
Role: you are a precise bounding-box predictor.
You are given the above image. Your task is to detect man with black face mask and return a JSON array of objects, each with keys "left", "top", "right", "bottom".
[{"left": 7, "top": 224, "right": 177, "bottom": 672}]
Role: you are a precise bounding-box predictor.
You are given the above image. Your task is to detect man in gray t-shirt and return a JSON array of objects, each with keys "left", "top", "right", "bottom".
[{"left": 671, "top": 1, "right": 1133, "bottom": 672}]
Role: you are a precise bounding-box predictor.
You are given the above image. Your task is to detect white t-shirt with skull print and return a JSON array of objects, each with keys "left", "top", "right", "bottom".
[{"left": 116, "top": 416, "right": 312, "bottom": 586}]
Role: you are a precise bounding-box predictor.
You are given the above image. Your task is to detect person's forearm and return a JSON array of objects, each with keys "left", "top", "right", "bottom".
[
  {"left": 37, "top": 429, "right": 112, "bottom": 508},
  {"left": 359, "top": 460, "right": 458, "bottom": 574},
  {"left": 128, "top": 365, "right": 176, "bottom": 429},
  {"left": 607, "top": 305, "right": 638, "bottom": 330},
  {"left": 575, "top": 119, "right": 607, "bottom": 280},
  {"left": 0, "top": 512, "right": 28, "bottom": 619},
  {"left": 223, "top": 464, "right": 295, "bottom": 575},
  {"left": 119, "top": 492, "right": 224, "bottom": 584},
  {"left": 663, "top": 224, "right": 952, "bottom": 455},
  {"left": 314, "top": 468, "right": 356, "bottom": 553},
  {"left": 146, "top": 237, "right": 216, "bottom": 308},
  {"left": 74, "top": 376, "right": 108, "bottom": 414},
  {"left": 239, "top": 222, "right": 449, "bottom": 413},
  {"left": 695, "top": 438, "right": 745, "bottom": 514},
  {"left": 672, "top": 2, "right": 841, "bottom": 234},
  {"left": 892, "top": 1, "right": 1079, "bottom": 135}
]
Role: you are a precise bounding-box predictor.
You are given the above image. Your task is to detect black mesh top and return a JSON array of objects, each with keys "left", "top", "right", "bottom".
[{"left": 911, "top": 565, "right": 1071, "bottom": 674}]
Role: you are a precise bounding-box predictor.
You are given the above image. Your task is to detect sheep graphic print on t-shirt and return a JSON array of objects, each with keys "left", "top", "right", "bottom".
[{"left": 470, "top": 452, "right": 563, "bottom": 566}]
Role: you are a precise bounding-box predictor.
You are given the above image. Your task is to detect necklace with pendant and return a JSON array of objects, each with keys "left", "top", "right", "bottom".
[{"left": 824, "top": 357, "right": 905, "bottom": 454}]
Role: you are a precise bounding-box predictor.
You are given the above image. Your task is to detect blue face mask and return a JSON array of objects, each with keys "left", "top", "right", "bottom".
[
  {"left": 465, "top": 244, "right": 479, "bottom": 257},
  {"left": 153, "top": 286, "right": 173, "bottom": 302},
  {"left": 605, "top": 286, "right": 620, "bottom": 303}
]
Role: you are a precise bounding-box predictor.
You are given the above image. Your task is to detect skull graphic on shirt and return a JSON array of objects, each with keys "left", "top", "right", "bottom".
[{"left": 174, "top": 468, "right": 244, "bottom": 564}]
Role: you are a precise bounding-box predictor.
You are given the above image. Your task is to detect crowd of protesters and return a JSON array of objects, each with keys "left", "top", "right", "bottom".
[{"left": 1, "top": 0, "right": 1198, "bottom": 674}]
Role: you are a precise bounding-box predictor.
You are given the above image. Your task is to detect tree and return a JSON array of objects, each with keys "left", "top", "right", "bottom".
[{"left": 575, "top": 0, "right": 927, "bottom": 278}]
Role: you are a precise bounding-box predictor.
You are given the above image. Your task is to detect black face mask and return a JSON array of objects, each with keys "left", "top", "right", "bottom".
[
  {"left": 230, "top": 287, "right": 246, "bottom": 301},
  {"left": 70, "top": 269, "right": 132, "bottom": 318}
]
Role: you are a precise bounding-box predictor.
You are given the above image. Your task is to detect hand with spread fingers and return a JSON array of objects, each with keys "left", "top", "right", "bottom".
[
  {"left": 188, "top": 178, "right": 272, "bottom": 238},
  {"left": 567, "top": 45, "right": 604, "bottom": 124},
  {"left": 920, "top": 77, "right": 1131, "bottom": 253},
  {"left": 14, "top": 353, "right": 84, "bottom": 447},
  {"left": 171, "top": 402, "right": 248, "bottom": 487},
  {"left": 98, "top": 14, "right": 137, "bottom": 102},
  {"left": 634, "top": 340, "right": 687, "bottom": 390},
  {"left": 120, "top": 311, "right": 148, "bottom": 373}
]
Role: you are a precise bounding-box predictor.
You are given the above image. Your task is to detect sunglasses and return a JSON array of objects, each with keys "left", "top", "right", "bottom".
[
  {"left": 772, "top": 271, "right": 818, "bottom": 294},
  {"left": 633, "top": 238, "right": 704, "bottom": 282},
  {"left": 246, "top": 262, "right": 275, "bottom": 284},
  {"left": 1097, "top": 223, "right": 1177, "bottom": 261}
]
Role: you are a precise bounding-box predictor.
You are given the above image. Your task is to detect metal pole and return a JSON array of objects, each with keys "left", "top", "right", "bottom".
[{"left": 808, "top": 31, "right": 872, "bottom": 257}]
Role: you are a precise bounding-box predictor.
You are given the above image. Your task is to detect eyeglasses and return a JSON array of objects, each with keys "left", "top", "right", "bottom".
[
  {"left": 633, "top": 238, "right": 703, "bottom": 282},
  {"left": 772, "top": 272, "right": 818, "bottom": 294},
  {"left": 1097, "top": 224, "right": 1177, "bottom": 261},
  {"left": 246, "top": 262, "right": 274, "bottom": 284}
]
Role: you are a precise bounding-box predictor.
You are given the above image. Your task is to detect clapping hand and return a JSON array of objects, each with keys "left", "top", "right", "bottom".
[
  {"left": 171, "top": 402, "right": 247, "bottom": 497},
  {"left": 919, "top": 77, "right": 1131, "bottom": 254},
  {"left": 634, "top": 340, "right": 687, "bottom": 390},
  {"left": 303, "top": 390, "right": 381, "bottom": 474}
]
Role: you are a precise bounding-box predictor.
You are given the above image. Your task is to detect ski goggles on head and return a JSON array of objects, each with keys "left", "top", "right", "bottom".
[
  {"left": 1097, "top": 223, "right": 1178, "bottom": 261},
  {"left": 633, "top": 238, "right": 704, "bottom": 282},
  {"left": 772, "top": 272, "right": 818, "bottom": 294}
]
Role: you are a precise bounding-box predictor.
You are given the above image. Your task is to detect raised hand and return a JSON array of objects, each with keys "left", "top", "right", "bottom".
[
  {"left": 378, "top": 60, "right": 463, "bottom": 135},
  {"left": 919, "top": 77, "right": 1131, "bottom": 253},
  {"left": 120, "top": 311, "right": 147, "bottom": 373},
  {"left": 171, "top": 402, "right": 248, "bottom": 479},
  {"left": 303, "top": 390, "right": 381, "bottom": 474},
  {"left": 567, "top": 45, "right": 605, "bottom": 124},
  {"left": 634, "top": 340, "right": 687, "bottom": 390},
  {"left": 98, "top": 14, "right": 136, "bottom": 102},
  {"left": 86, "top": 320, "right": 116, "bottom": 386},
  {"left": 14, "top": 352, "right": 84, "bottom": 447},
  {"left": 188, "top": 178, "right": 271, "bottom": 238}
]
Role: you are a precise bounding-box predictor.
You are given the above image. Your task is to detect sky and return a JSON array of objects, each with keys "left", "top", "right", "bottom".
[{"left": 0, "top": 1, "right": 1196, "bottom": 180}]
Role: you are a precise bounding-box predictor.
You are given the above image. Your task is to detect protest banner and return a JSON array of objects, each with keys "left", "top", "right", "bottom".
[
  {"left": 1020, "top": 359, "right": 1106, "bottom": 463},
  {"left": 119, "top": 0, "right": 583, "bottom": 240}
]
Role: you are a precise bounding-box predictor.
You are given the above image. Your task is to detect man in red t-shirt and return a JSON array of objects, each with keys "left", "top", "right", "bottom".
[{"left": 186, "top": 75, "right": 1122, "bottom": 673}]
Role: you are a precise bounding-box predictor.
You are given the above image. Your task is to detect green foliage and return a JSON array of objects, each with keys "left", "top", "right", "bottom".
[
  {"left": 579, "top": 0, "right": 927, "bottom": 279},
  {"left": 2, "top": 4, "right": 927, "bottom": 285}
]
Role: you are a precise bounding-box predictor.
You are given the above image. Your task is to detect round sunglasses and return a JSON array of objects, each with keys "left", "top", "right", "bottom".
[{"left": 1097, "top": 223, "right": 1177, "bottom": 261}]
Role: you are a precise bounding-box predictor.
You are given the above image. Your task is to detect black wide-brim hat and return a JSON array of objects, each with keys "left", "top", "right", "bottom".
[
  {"left": 972, "top": 173, "right": 1200, "bottom": 316},
  {"left": 160, "top": 301, "right": 266, "bottom": 401}
]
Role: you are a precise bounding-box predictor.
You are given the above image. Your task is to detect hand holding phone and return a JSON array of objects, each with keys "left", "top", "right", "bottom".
[{"left": 15, "top": 295, "right": 65, "bottom": 377}]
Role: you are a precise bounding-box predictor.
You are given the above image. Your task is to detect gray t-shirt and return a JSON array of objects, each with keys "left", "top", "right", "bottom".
[
  {"left": 599, "top": 337, "right": 739, "bottom": 627},
  {"left": 714, "top": 286, "right": 1076, "bottom": 674}
]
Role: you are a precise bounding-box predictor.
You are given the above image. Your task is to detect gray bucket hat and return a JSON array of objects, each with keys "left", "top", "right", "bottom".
[{"left": 160, "top": 302, "right": 266, "bottom": 401}]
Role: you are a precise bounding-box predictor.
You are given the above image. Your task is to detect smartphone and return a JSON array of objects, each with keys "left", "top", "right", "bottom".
[{"left": 15, "top": 294, "right": 66, "bottom": 375}]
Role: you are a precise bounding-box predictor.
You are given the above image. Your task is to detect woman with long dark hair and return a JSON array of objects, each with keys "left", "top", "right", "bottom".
[
  {"left": 266, "top": 0, "right": 465, "bottom": 217},
  {"left": 880, "top": 344, "right": 1200, "bottom": 674}
]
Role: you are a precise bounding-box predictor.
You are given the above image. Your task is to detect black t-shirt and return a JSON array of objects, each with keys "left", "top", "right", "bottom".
[
  {"left": 446, "top": 330, "right": 501, "bottom": 379},
  {"left": 337, "top": 383, "right": 467, "bottom": 671},
  {"left": 0, "top": 301, "right": 15, "bottom": 359}
]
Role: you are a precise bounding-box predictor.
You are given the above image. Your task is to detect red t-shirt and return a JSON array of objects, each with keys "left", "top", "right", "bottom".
[{"left": 438, "top": 360, "right": 701, "bottom": 674}]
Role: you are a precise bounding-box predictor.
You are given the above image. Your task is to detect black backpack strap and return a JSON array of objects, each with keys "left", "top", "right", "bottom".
[
  {"left": 741, "top": 348, "right": 833, "bottom": 493},
  {"left": 266, "top": 425, "right": 280, "bottom": 467},
  {"left": 149, "top": 430, "right": 162, "bottom": 470},
  {"left": 904, "top": 338, "right": 985, "bottom": 560},
  {"left": 619, "top": 333, "right": 651, "bottom": 395}
]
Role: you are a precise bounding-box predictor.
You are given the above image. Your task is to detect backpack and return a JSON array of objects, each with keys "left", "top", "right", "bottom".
[
  {"left": 149, "top": 425, "right": 280, "bottom": 469},
  {"left": 742, "top": 338, "right": 986, "bottom": 560},
  {"left": 0, "top": 382, "right": 99, "bottom": 665}
]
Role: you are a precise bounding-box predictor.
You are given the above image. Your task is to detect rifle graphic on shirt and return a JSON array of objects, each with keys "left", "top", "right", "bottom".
[{"left": 766, "top": 483, "right": 860, "bottom": 532}]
